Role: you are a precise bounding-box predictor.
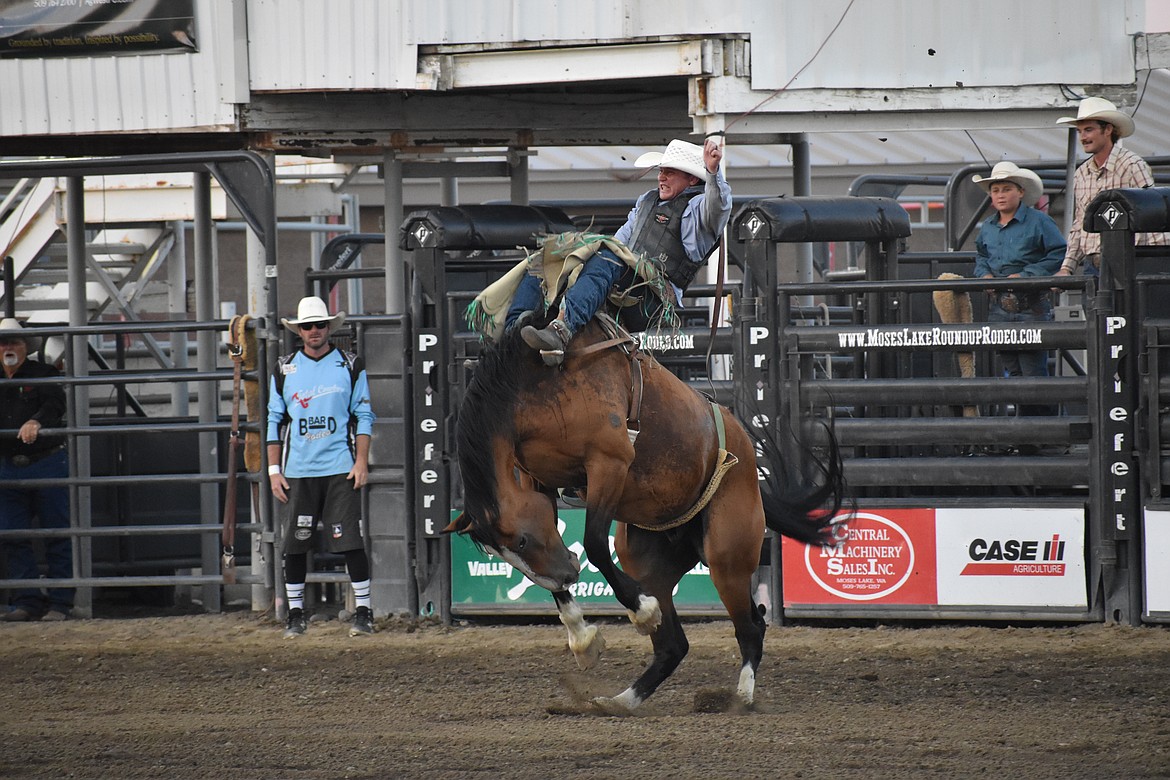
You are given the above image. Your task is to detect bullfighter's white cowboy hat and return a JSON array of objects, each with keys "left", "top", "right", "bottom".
[
  {"left": 634, "top": 139, "right": 710, "bottom": 182},
  {"left": 280, "top": 296, "right": 346, "bottom": 335},
  {"left": 1055, "top": 96, "right": 1135, "bottom": 138},
  {"left": 971, "top": 161, "right": 1045, "bottom": 207}
]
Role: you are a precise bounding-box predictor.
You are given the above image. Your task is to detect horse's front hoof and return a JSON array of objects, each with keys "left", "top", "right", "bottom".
[
  {"left": 626, "top": 595, "right": 662, "bottom": 635},
  {"left": 736, "top": 664, "right": 757, "bottom": 707},
  {"left": 590, "top": 688, "right": 640, "bottom": 715},
  {"left": 570, "top": 624, "right": 606, "bottom": 670}
]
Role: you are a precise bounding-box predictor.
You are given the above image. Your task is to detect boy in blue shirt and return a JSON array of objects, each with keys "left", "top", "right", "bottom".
[
  {"left": 972, "top": 161, "right": 1067, "bottom": 418},
  {"left": 267, "top": 296, "right": 376, "bottom": 637}
]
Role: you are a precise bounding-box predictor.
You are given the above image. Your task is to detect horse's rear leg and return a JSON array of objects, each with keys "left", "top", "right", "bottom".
[
  {"left": 552, "top": 590, "right": 606, "bottom": 670},
  {"left": 705, "top": 492, "right": 768, "bottom": 707},
  {"left": 707, "top": 566, "right": 765, "bottom": 706},
  {"left": 591, "top": 524, "right": 698, "bottom": 714}
]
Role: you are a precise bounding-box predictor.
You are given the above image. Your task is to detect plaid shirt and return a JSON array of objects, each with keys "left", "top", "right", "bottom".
[{"left": 1063, "top": 144, "right": 1167, "bottom": 272}]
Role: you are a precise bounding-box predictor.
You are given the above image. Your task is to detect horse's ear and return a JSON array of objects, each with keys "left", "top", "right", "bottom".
[{"left": 443, "top": 512, "right": 471, "bottom": 535}]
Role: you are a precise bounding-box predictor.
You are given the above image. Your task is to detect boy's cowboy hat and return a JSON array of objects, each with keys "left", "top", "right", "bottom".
[
  {"left": 634, "top": 139, "right": 710, "bottom": 182},
  {"left": 971, "top": 161, "right": 1045, "bottom": 207},
  {"left": 1055, "top": 97, "right": 1135, "bottom": 138},
  {"left": 0, "top": 317, "right": 41, "bottom": 351},
  {"left": 281, "top": 296, "right": 346, "bottom": 335}
]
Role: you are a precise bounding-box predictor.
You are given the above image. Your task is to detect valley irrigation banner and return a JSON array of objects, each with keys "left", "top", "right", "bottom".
[{"left": 450, "top": 509, "right": 722, "bottom": 610}]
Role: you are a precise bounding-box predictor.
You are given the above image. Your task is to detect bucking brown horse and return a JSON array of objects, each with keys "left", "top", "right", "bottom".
[{"left": 446, "top": 314, "right": 845, "bottom": 713}]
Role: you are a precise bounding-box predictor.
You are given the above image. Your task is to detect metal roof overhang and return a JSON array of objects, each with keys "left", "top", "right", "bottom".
[{"left": 4, "top": 31, "right": 1168, "bottom": 158}]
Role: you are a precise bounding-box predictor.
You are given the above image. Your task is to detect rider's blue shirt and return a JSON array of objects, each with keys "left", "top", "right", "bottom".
[
  {"left": 614, "top": 167, "right": 732, "bottom": 301},
  {"left": 266, "top": 347, "right": 375, "bottom": 478}
]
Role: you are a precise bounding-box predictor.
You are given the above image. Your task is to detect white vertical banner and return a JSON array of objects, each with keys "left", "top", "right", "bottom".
[
  {"left": 1144, "top": 510, "right": 1170, "bottom": 613},
  {"left": 935, "top": 507, "right": 1087, "bottom": 607}
]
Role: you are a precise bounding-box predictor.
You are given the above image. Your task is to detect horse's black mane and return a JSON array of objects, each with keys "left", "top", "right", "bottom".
[{"left": 455, "top": 323, "right": 544, "bottom": 537}]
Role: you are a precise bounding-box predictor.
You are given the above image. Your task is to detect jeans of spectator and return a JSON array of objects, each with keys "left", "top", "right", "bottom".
[
  {"left": 988, "top": 294, "right": 1056, "bottom": 416},
  {"left": 0, "top": 448, "right": 73, "bottom": 615},
  {"left": 505, "top": 248, "right": 628, "bottom": 333}
]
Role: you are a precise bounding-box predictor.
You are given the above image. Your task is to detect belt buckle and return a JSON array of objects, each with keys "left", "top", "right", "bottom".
[
  {"left": 11, "top": 454, "right": 30, "bottom": 468},
  {"left": 999, "top": 292, "right": 1019, "bottom": 313}
]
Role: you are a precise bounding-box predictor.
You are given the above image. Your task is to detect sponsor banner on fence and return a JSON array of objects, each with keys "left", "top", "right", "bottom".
[
  {"left": 783, "top": 507, "right": 1086, "bottom": 609},
  {"left": 782, "top": 509, "right": 938, "bottom": 605},
  {"left": 836, "top": 325, "right": 1045, "bottom": 350},
  {"left": 1144, "top": 510, "right": 1170, "bottom": 613},
  {"left": 935, "top": 507, "right": 1085, "bottom": 607},
  {"left": 0, "top": 0, "right": 197, "bottom": 59},
  {"left": 450, "top": 509, "right": 721, "bottom": 608}
]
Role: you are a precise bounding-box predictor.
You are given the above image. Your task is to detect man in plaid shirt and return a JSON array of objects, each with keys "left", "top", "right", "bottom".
[{"left": 1052, "top": 97, "right": 1166, "bottom": 279}]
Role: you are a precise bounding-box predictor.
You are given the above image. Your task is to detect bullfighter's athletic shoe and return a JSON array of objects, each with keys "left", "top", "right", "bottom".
[
  {"left": 349, "top": 606, "right": 374, "bottom": 637},
  {"left": 283, "top": 607, "right": 307, "bottom": 638}
]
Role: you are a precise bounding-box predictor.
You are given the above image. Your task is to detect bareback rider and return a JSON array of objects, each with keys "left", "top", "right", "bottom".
[{"left": 509, "top": 137, "right": 732, "bottom": 350}]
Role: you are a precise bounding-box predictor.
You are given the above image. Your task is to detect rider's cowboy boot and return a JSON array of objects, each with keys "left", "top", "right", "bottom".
[
  {"left": 521, "top": 320, "right": 573, "bottom": 366},
  {"left": 521, "top": 319, "right": 572, "bottom": 353}
]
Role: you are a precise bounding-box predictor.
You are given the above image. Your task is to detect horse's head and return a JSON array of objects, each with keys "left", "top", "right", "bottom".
[
  {"left": 453, "top": 325, "right": 581, "bottom": 591},
  {"left": 445, "top": 484, "right": 580, "bottom": 592}
]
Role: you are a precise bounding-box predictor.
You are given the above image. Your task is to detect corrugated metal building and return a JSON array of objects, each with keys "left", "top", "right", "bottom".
[
  {"left": 3, "top": 0, "right": 1167, "bottom": 314},
  {"left": 1, "top": 0, "right": 1161, "bottom": 150}
]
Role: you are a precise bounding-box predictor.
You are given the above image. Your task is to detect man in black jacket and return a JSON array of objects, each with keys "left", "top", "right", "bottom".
[{"left": 0, "top": 318, "right": 71, "bottom": 621}]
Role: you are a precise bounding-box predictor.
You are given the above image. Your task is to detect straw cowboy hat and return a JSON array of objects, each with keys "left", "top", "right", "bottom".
[
  {"left": 280, "top": 296, "right": 346, "bottom": 335},
  {"left": 634, "top": 139, "right": 710, "bottom": 182},
  {"left": 1056, "top": 96, "right": 1135, "bottom": 138},
  {"left": 0, "top": 317, "right": 41, "bottom": 351},
  {"left": 971, "top": 161, "right": 1045, "bottom": 207}
]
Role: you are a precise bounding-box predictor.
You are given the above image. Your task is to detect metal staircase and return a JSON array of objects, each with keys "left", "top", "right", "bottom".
[
  {"left": 2, "top": 159, "right": 356, "bottom": 331},
  {"left": 1, "top": 176, "right": 176, "bottom": 328}
]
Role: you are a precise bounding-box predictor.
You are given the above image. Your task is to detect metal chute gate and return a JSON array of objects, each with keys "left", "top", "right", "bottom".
[
  {"left": 399, "top": 192, "right": 1170, "bottom": 627},
  {"left": 738, "top": 190, "right": 1170, "bottom": 627}
]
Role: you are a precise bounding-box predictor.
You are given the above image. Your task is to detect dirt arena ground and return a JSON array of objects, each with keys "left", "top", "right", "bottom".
[{"left": 1, "top": 610, "right": 1168, "bottom": 780}]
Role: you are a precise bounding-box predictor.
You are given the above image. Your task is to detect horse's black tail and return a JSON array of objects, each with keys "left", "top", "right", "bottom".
[{"left": 754, "top": 421, "right": 849, "bottom": 547}]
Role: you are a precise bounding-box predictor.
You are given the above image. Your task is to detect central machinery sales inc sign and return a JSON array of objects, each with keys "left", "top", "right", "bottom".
[{"left": 783, "top": 507, "right": 1087, "bottom": 609}]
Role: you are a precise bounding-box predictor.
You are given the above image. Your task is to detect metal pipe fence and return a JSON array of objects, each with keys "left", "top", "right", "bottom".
[{"left": 0, "top": 317, "right": 271, "bottom": 615}]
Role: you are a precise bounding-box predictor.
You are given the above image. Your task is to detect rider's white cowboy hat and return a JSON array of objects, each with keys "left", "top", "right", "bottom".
[
  {"left": 1055, "top": 96, "right": 1135, "bottom": 138},
  {"left": 281, "top": 296, "right": 346, "bottom": 335},
  {"left": 634, "top": 139, "right": 710, "bottom": 182},
  {"left": 0, "top": 317, "right": 40, "bottom": 351},
  {"left": 971, "top": 161, "right": 1045, "bottom": 207}
]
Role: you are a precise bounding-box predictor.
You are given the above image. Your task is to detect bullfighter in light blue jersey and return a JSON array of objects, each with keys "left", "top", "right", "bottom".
[{"left": 266, "top": 296, "right": 376, "bottom": 638}]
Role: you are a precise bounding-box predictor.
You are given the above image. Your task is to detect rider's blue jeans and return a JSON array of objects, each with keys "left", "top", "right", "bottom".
[
  {"left": 0, "top": 448, "right": 73, "bottom": 615},
  {"left": 505, "top": 248, "right": 628, "bottom": 334}
]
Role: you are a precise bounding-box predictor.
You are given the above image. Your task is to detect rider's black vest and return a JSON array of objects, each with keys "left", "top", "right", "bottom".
[{"left": 627, "top": 188, "right": 703, "bottom": 290}]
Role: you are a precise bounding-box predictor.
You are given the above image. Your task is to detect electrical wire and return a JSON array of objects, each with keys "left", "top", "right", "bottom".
[
  {"left": 963, "top": 130, "right": 992, "bottom": 169},
  {"left": 724, "top": 0, "right": 858, "bottom": 132},
  {"left": 608, "top": 0, "right": 856, "bottom": 181}
]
